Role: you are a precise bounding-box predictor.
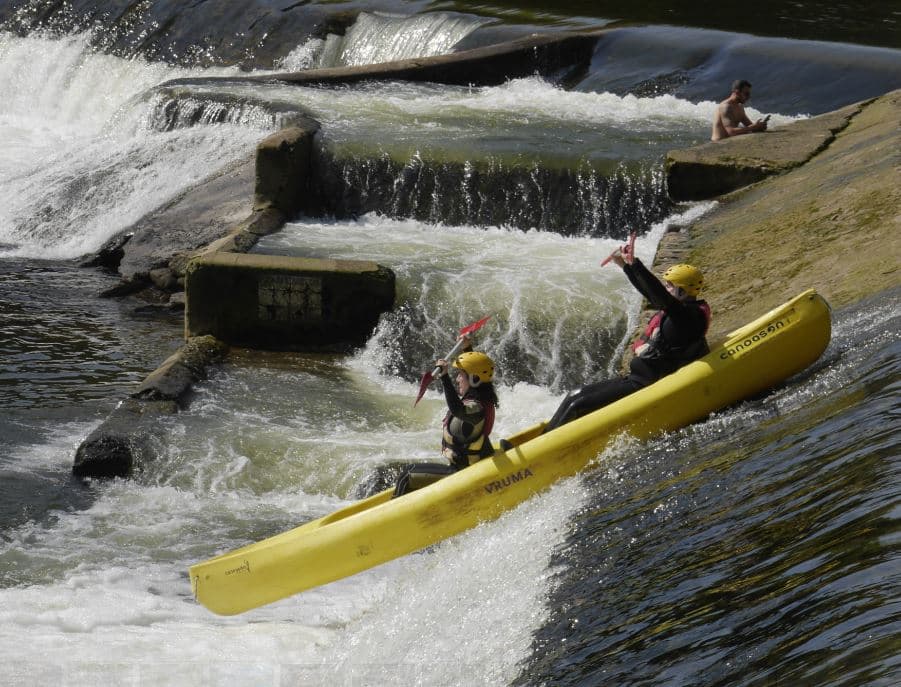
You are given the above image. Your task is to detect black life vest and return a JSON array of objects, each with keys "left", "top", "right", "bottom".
[
  {"left": 632, "top": 300, "right": 712, "bottom": 363},
  {"left": 441, "top": 398, "right": 495, "bottom": 469}
]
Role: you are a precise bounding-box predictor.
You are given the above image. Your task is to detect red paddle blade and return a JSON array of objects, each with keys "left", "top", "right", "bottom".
[
  {"left": 413, "top": 371, "right": 434, "bottom": 407},
  {"left": 459, "top": 315, "right": 490, "bottom": 336},
  {"left": 414, "top": 315, "right": 490, "bottom": 406}
]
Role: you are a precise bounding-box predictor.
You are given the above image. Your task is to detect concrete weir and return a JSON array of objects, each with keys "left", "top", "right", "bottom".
[
  {"left": 74, "top": 124, "right": 395, "bottom": 478},
  {"left": 72, "top": 29, "right": 604, "bottom": 479},
  {"left": 665, "top": 100, "right": 866, "bottom": 201}
]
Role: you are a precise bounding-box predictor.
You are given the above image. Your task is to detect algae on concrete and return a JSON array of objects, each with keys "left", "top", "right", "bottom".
[{"left": 660, "top": 89, "right": 900, "bottom": 339}]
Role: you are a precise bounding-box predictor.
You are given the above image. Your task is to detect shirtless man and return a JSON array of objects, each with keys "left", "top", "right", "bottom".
[{"left": 711, "top": 79, "right": 769, "bottom": 141}]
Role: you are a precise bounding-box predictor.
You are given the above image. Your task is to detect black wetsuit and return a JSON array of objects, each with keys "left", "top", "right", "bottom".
[
  {"left": 394, "top": 374, "right": 494, "bottom": 497},
  {"left": 546, "top": 258, "right": 710, "bottom": 431}
]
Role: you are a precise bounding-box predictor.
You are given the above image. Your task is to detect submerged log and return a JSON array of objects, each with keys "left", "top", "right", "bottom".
[{"left": 73, "top": 336, "right": 228, "bottom": 479}]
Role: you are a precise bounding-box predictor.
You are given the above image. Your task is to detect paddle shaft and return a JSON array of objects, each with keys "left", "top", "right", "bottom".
[
  {"left": 414, "top": 315, "right": 490, "bottom": 406},
  {"left": 428, "top": 336, "right": 470, "bottom": 380}
]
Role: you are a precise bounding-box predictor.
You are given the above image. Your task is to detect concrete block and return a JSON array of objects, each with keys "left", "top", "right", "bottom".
[
  {"left": 254, "top": 124, "right": 321, "bottom": 218},
  {"left": 185, "top": 252, "right": 395, "bottom": 350}
]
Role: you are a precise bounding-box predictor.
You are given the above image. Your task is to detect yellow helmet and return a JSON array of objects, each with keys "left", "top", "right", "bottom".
[
  {"left": 662, "top": 264, "right": 704, "bottom": 297},
  {"left": 453, "top": 351, "right": 495, "bottom": 386}
]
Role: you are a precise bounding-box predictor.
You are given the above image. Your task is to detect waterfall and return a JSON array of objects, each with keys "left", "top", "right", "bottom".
[
  {"left": 312, "top": 147, "right": 672, "bottom": 237},
  {"left": 142, "top": 89, "right": 306, "bottom": 132},
  {"left": 279, "top": 11, "right": 490, "bottom": 70},
  {"left": 0, "top": 32, "right": 266, "bottom": 259}
]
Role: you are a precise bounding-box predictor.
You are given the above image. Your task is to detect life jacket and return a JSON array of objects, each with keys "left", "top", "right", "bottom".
[
  {"left": 632, "top": 300, "right": 711, "bottom": 363},
  {"left": 441, "top": 398, "right": 495, "bottom": 469}
]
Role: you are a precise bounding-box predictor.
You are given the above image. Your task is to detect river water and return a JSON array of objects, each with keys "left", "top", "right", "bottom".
[{"left": 1, "top": 7, "right": 899, "bottom": 687}]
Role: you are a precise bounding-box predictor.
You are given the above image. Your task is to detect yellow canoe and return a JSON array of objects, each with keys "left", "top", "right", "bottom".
[{"left": 190, "top": 289, "right": 831, "bottom": 615}]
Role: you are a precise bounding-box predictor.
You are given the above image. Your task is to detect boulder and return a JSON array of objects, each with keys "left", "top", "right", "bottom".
[{"left": 72, "top": 399, "right": 174, "bottom": 479}]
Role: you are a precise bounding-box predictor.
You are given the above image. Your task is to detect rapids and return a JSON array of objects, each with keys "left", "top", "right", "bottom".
[{"left": 1, "top": 7, "right": 899, "bottom": 686}]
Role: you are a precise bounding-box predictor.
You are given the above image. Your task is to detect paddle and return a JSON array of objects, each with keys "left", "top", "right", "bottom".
[
  {"left": 601, "top": 231, "right": 637, "bottom": 266},
  {"left": 414, "top": 316, "right": 490, "bottom": 406}
]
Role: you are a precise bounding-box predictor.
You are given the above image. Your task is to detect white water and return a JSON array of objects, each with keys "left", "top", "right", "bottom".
[
  {"left": 279, "top": 11, "right": 489, "bottom": 70},
  {"left": 0, "top": 32, "right": 267, "bottom": 259},
  {"left": 256, "top": 207, "right": 714, "bottom": 390},
  {"left": 0, "top": 204, "right": 720, "bottom": 685},
  {"left": 180, "top": 75, "right": 798, "bottom": 170}
]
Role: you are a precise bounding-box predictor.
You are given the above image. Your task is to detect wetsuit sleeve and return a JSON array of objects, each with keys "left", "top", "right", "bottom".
[
  {"left": 622, "top": 258, "right": 676, "bottom": 310},
  {"left": 624, "top": 259, "right": 703, "bottom": 325},
  {"left": 440, "top": 374, "right": 484, "bottom": 423}
]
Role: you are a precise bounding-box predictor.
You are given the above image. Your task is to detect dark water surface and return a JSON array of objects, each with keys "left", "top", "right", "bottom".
[
  {"left": 0, "top": 259, "right": 182, "bottom": 412},
  {"left": 515, "top": 289, "right": 901, "bottom": 686},
  {"left": 0, "top": 259, "right": 183, "bottom": 530},
  {"left": 440, "top": 0, "right": 901, "bottom": 49}
]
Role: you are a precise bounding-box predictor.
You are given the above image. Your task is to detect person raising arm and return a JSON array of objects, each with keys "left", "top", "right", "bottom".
[
  {"left": 394, "top": 345, "right": 499, "bottom": 497},
  {"left": 544, "top": 237, "right": 711, "bottom": 432}
]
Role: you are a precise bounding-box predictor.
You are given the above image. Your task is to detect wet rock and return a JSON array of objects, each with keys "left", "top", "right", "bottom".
[
  {"left": 99, "top": 277, "right": 148, "bottom": 298},
  {"left": 73, "top": 399, "right": 174, "bottom": 479},
  {"left": 168, "top": 291, "right": 186, "bottom": 309},
  {"left": 353, "top": 462, "right": 409, "bottom": 499},
  {"left": 80, "top": 232, "right": 132, "bottom": 271},
  {"left": 149, "top": 267, "right": 178, "bottom": 291}
]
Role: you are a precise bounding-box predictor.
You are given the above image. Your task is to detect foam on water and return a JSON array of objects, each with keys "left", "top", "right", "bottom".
[
  {"left": 0, "top": 31, "right": 266, "bottom": 260},
  {"left": 260, "top": 202, "right": 715, "bottom": 389},
  {"left": 0, "top": 198, "right": 724, "bottom": 684},
  {"left": 0, "top": 357, "right": 597, "bottom": 683},
  {"left": 209, "top": 76, "right": 738, "bottom": 150},
  {"left": 0, "top": 441, "right": 596, "bottom": 686}
]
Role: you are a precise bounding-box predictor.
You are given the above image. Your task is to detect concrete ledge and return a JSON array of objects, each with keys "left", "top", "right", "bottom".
[
  {"left": 73, "top": 335, "right": 228, "bottom": 479},
  {"left": 185, "top": 252, "right": 395, "bottom": 350},
  {"left": 659, "top": 89, "right": 900, "bottom": 337},
  {"left": 184, "top": 30, "right": 603, "bottom": 89},
  {"left": 666, "top": 101, "right": 866, "bottom": 201}
]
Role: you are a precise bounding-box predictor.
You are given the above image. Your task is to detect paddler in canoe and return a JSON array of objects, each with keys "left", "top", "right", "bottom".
[
  {"left": 396, "top": 338, "right": 500, "bottom": 497},
  {"left": 545, "top": 233, "right": 711, "bottom": 431}
]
